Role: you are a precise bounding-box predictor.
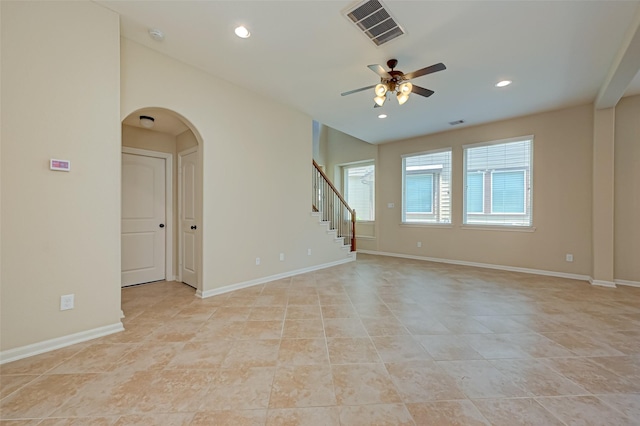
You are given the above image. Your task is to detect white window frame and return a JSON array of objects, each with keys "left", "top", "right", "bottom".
[
  {"left": 341, "top": 160, "right": 375, "bottom": 222},
  {"left": 401, "top": 148, "right": 452, "bottom": 225},
  {"left": 463, "top": 136, "right": 533, "bottom": 228}
]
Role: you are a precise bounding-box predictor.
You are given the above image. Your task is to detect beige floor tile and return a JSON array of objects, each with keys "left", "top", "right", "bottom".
[
  {"left": 323, "top": 318, "right": 368, "bottom": 338},
  {"left": 472, "top": 398, "right": 565, "bottom": 425},
  {"left": 332, "top": 363, "right": 401, "bottom": 405},
  {"left": 537, "top": 395, "right": 636, "bottom": 426},
  {"left": 194, "top": 320, "right": 247, "bottom": 341},
  {"left": 190, "top": 410, "right": 266, "bottom": 426},
  {"left": 249, "top": 306, "right": 286, "bottom": 321},
  {"left": 200, "top": 367, "right": 275, "bottom": 410},
  {"left": 277, "top": 339, "right": 329, "bottom": 365},
  {"left": 405, "top": 400, "right": 491, "bottom": 426},
  {"left": 0, "top": 375, "right": 39, "bottom": 399},
  {"left": 414, "top": 335, "right": 484, "bottom": 361},
  {"left": 542, "top": 357, "right": 638, "bottom": 394},
  {"left": 0, "top": 345, "right": 87, "bottom": 376},
  {"left": 269, "top": 365, "right": 336, "bottom": 408},
  {"left": 360, "top": 317, "right": 409, "bottom": 336},
  {"left": 285, "top": 305, "right": 321, "bottom": 320},
  {"left": 282, "top": 320, "right": 324, "bottom": 338},
  {"left": 437, "top": 360, "right": 529, "bottom": 399},
  {"left": 113, "top": 413, "right": 193, "bottom": 425},
  {"left": 265, "top": 407, "right": 340, "bottom": 426},
  {"left": 38, "top": 417, "right": 118, "bottom": 425},
  {"left": 50, "top": 344, "right": 137, "bottom": 374},
  {"left": 1, "top": 374, "right": 97, "bottom": 419},
  {"left": 597, "top": 393, "right": 640, "bottom": 419},
  {"left": 5, "top": 256, "right": 640, "bottom": 423},
  {"left": 222, "top": 339, "right": 280, "bottom": 368},
  {"left": 327, "top": 337, "right": 381, "bottom": 364},
  {"left": 385, "top": 360, "right": 465, "bottom": 402},
  {"left": 488, "top": 358, "right": 588, "bottom": 396},
  {"left": 164, "top": 341, "right": 233, "bottom": 370},
  {"left": 339, "top": 404, "right": 415, "bottom": 426},
  {"left": 112, "top": 342, "right": 183, "bottom": 372},
  {"left": 372, "top": 336, "right": 432, "bottom": 363}
]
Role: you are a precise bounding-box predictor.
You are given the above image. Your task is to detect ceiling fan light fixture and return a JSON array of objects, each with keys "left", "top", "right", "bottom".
[
  {"left": 397, "top": 92, "right": 409, "bottom": 105},
  {"left": 140, "top": 115, "right": 155, "bottom": 128},
  {"left": 378, "top": 114, "right": 387, "bottom": 119},
  {"left": 374, "top": 95, "right": 386, "bottom": 107},
  {"left": 399, "top": 82, "right": 413, "bottom": 94},
  {"left": 374, "top": 83, "right": 388, "bottom": 97}
]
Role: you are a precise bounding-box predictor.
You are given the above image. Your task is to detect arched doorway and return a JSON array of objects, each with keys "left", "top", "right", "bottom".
[{"left": 120, "top": 107, "right": 203, "bottom": 295}]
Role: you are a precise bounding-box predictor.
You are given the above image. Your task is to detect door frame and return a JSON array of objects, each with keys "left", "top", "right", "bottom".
[
  {"left": 122, "top": 147, "right": 174, "bottom": 281},
  {"left": 178, "top": 146, "right": 198, "bottom": 285}
]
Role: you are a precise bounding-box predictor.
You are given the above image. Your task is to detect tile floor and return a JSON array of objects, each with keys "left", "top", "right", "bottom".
[{"left": 1, "top": 254, "right": 639, "bottom": 425}]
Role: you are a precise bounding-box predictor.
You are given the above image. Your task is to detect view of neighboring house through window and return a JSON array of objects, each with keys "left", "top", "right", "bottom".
[
  {"left": 343, "top": 162, "right": 375, "bottom": 221},
  {"left": 463, "top": 137, "right": 533, "bottom": 226},
  {"left": 402, "top": 149, "right": 452, "bottom": 223}
]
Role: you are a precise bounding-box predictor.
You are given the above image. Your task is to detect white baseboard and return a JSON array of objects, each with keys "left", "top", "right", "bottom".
[
  {"left": 614, "top": 279, "right": 639, "bottom": 288},
  {"left": 0, "top": 322, "right": 124, "bottom": 365},
  {"left": 589, "top": 278, "right": 617, "bottom": 288},
  {"left": 197, "top": 256, "right": 356, "bottom": 299},
  {"left": 358, "top": 250, "right": 592, "bottom": 282}
]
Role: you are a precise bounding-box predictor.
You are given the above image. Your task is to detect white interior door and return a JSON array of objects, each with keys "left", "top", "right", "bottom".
[
  {"left": 121, "top": 153, "right": 166, "bottom": 287},
  {"left": 179, "top": 150, "right": 198, "bottom": 287}
]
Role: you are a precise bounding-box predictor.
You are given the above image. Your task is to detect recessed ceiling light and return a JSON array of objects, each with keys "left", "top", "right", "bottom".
[
  {"left": 234, "top": 26, "right": 251, "bottom": 38},
  {"left": 148, "top": 28, "right": 165, "bottom": 41},
  {"left": 496, "top": 80, "right": 512, "bottom": 87},
  {"left": 378, "top": 114, "right": 387, "bottom": 119}
]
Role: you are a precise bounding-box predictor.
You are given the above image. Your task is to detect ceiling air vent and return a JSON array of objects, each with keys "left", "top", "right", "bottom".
[
  {"left": 344, "top": 0, "right": 405, "bottom": 46},
  {"left": 449, "top": 120, "right": 465, "bottom": 126}
]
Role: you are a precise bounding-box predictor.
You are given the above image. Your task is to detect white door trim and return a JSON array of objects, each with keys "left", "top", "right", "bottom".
[
  {"left": 122, "top": 147, "right": 174, "bottom": 281},
  {"left": 178, "top": 146, "right": 198, "bottom": 284}
]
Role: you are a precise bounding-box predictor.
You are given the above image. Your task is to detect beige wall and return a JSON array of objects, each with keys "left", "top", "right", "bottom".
[
  {"left": 177, "top": 129, "right": 198, "bottom": 153},
  {"left": 121, "top": 39, "right": 350, "bottom": 295},
  {"left": 614, "top": 95, "right": 640, "bottom": 282},
  {"left": 1, "top": 2, "right": 122, "bottom": 350},
  {"left": 372, "top": 104, "right": 594, "bottom": 276}
]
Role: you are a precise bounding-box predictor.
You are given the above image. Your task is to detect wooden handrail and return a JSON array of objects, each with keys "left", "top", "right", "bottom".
[
  {"left": 312, "top": 160, "right": 356, "bottom": 252},
  {"left": 313, "top": 160, "right": 353, "bottom": 215}
]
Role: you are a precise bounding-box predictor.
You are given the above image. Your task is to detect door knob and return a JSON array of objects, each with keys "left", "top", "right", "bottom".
[
  {"left": 191, "top": 225, "right": 197, "bottom": 230},
  {"left": 159, "top": 224, "right": 165, "bottom": 228}
]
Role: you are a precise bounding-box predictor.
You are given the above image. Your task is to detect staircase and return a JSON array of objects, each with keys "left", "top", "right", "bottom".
[{"left": 312, "top": 160, "right": 356, "bottom": 252}]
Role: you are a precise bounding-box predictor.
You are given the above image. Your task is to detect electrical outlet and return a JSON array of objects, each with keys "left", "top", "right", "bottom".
[
  {"left": 307, "top": 249, "right": 312, "bottom": 256},
  {"left": 417, "top": 242, "right": 422, "bottom": 248},
  {"left": 565, "top": 254, "right": 573, "bottom": 262},
  {"left": 280, "top": 253, "right": 285, "bottom": 261},
  {"left": 60, "top": 294, "right": 74, "bottom": 311},
  {"left": 255, "top": 257, "right": 261, "bottom": 265},
  {"left": 387, "top": 203, "right": 395, "bottom": 208}
]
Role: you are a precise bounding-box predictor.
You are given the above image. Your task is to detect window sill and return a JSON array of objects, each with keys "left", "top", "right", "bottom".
[
  {"left": 356, "top": 220, "right": 375, "bottom": 224},
  {"left": 356, "top": 235, "right": 376, "bottom": 240},
  {"left": 460, "top": 225, "right": 536, "bottom": 232},
  {"left": 400, "top": 222, "right": 453, "bottom": 228}
]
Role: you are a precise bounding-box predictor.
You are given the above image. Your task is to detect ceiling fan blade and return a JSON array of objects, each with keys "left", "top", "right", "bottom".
[
  {"left": 341, "top": 84, "right": 376, "bottom": 96},
  {"left": 367, "top": 64, "right": 391, "bottom": 79},
  {"left": 411, "top": 85, "right": 435, "bottom": 98},
  {"left": 404, "top": 63, "right": 446, "bottom": 80}
]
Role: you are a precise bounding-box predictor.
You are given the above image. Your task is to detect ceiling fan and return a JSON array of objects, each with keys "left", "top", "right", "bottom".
[{"left": 341, "top": 59, "right": 446, "bottom": 107}]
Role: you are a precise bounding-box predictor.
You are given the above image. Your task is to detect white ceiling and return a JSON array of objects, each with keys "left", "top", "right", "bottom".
[{"left": 99, "top": 0, "right": 640, "bottom": 144}]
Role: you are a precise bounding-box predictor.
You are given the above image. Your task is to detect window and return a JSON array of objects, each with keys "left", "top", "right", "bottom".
[
  {"left": 402, "top": 149, "right": 451, "bottom": 223},
  {"left": 463, "top": 137, "right": 533, "bottom": 226},
  {"left": 343, "top": 162, "right": 375, "bottom": 221}
]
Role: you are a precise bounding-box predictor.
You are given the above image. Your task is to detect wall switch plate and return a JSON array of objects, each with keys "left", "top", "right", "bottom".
[
  {"left": 255, "top": 257, "right": 261, "bottom": 265},
  {"left": 565, "top": 254, "right": 573, "bottom": 262},
  {"left": 387, "top": 203, "right": 394, "bottom": 208},
  {"left": 307, "top": 249, "right": 312, "bottom": 256},
  {"left": 417, "top": 242, "right": 422, "bottom": 248},
  {"left": 60, "top": 294, "right": 74, "bottom": 311},
  {"left": 280, "top": 253, "right": 285, "bottom": 261}
]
